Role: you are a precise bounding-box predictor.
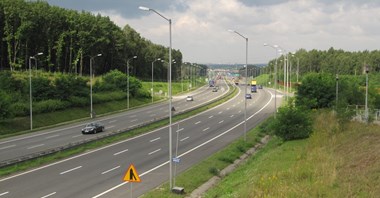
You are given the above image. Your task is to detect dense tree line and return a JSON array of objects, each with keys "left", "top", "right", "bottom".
[
  {"left": 266, "top": 47, "right": 380, "bottom": 80},
  {"left": 0, "top": 0, "right": 187, "bottom": 81}
]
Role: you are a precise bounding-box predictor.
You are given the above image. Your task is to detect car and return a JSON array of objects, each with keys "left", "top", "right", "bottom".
[
  {"left": 81, "top": 122, "right": 105, "bottom": 134},
  {"left": 258, "top": 84, "right": 263, "bottom": 89},
  {"left": 212, "top": 87, "right": 218, "bottom": 92},
  {"left": 245, "top": 94, "right": 252, "bottom": 99},
  {"left": 186, "top": 96, "right": 193, "bottom": 101}
]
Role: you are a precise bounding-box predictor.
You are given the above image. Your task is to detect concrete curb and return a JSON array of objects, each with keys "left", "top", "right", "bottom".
[{"left": 187, "top": 135, "right": 270, "bottom": 198}]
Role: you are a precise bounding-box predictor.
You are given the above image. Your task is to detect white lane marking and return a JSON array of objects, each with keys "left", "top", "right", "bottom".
[
  {"left": 130, "top": 119, "right": 138, "bottom": 122},
  {"left": 232, "top": 104, "right": 236, "bottom": 107},
  {"left": 150, "top": 137, "right": 161, "bottom": 142},
  {"left": 108, "top": 120, "right": 117, "bottom": 123},
  {"left": 72, "top": 134, "right": 82, "bottom": 138},
  {"left": 27, "top": 144, "right": 45, "bottom": 150},
  {"left": 219, "top": 120, "right": 224, "bottom": 124},
  {"left": 0, "top": 145, "right": 16, "bottom": 150},
  {"left": 45, "top": 134, "right": 60, "bottom": 139},
  {"left": 230, "top": 115, "right": 234, "bottom": 118},
  {"left": 113, "top": 149, "right": 129, "bottom": 156},
  {"left": 203, "top": 127, "right": 210, "bottom": 132},
  {"left": 208, "top": 115, "right": 214, "bottom": 118},
  {"left": 180, "top": 137, "right": 189, "bottom": 142},
  {"left": 41, "top": 192, "right": 56, "bottom": 198},
  {"left": 129, "top": 115, "right": 137, "bottom": 118},
  {"left": 218, "top": 111, "right": 223, "bottom": 114},
  {"left": 107, "top": 125, "right": 115, "bottom": 129},
  {"left": 60, "top": 166, "right": 82, "bottom": 175},
  {"left": 148, "top": 149, "right": 161, "bottom": 155},
  {"left": 226, "top": 107, "right": 230, "bottom": 110},
  {"left": 238, "top": 110, "right": 242, "bottom": 114},
  {"left": 194, "top": 121, "right": 201, "bottom": 125},
  {"left": 0, "top": 192, "right": 9, "bottom": 196},
  {"left": 101, "top": 166, "right": 121, "bottom": 175},
  {"left": 176, "top": 128, "right": 184, "bottom": 133},
  {"left": 150, "top": 114, "right": 157, "bottom": 117}
]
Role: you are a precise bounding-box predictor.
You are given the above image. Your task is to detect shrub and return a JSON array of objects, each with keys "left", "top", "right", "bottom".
[
  {"left": 0, "top": 91, "right": 14, "bottom": 120},
  {"left": 271, "top": 104, "right": 313, "bottom": 141},
  {"left": 10, "top": 102, "right": 29, "bottom": 116},
  {"left": 33, "top": 99, "right": 70, "bottom": 114},
  {"left": 68, "top": 96, "right": 89, "bottom": 107},
  {"left": 92, "top": 91, "right": 127, "bottom": 104}
]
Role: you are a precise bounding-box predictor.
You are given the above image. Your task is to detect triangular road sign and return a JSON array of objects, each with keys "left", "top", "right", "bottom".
[{"left": 123, "top": 164, "right": 141, "bottom": 182}]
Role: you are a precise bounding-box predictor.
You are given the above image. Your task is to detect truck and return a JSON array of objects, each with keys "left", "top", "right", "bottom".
[
  {"left": 209, "top": 80, "right": 215, "bottom": 87},
  {"left": 251, "top": 80, "right": 257, "bottom": 93}
]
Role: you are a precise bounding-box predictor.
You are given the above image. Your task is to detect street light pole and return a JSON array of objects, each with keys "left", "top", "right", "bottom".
[
  {"left": 139, "top": 6, "right": 174, "bottom": 190},
  {"left": 90, "top": 54, "right": 102, "bottom": 118},
  {"left": 127, "top": 56, "right": 137, "bottom": 109},
  {"left": 152, "top": 58, "right": 161, "bottom": 103},
  {"left": 365, "top": 65, "right": 369, "bottom": 123},
  {"left": 29, "top": 52, "right": 43, "bottom": 130},
  {"left": 336, "top": 74, "right": 339, "bottom": 111},
  {"left": 264, "top": 43, "right": 279, "bottom": 118},
  {"left": 229, "top": 29, "right": 248, "bottom": 142}
]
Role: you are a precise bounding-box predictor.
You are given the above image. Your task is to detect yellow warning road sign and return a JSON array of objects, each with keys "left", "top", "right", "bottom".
[{"left": 123, "top": 164, "right": 141, "bottom": 182}]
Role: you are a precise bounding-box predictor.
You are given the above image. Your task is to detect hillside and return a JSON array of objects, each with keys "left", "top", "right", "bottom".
[{"left": 205, "top": 111, "right": 380, "bottom": 197}]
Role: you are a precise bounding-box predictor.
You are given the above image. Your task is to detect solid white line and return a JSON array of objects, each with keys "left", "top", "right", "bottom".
[
  {"left": 208, "top": 115, "right": 214, "bottom": 118},
  {"left": 0, "top": 192, "right": 9, "bottom": 196},
  {"left": 60, "top": 166, "right": 82, "bottom": 175},
  {"left": 176, "top": 128, "right": 184, "bottom": 133},
  {"left": 41, "top": 192, "right": 56, "bottom": 198},
  {"left": 194, "top": 121, "right": 201, "bottom": 125},
  {"left": 0, "top": 145, "right": 16, "bottom": 150},
  {"left": 130, "top": 119, "right": 138, "bottom": 122},
  {"left": 108, "top": 120, "right": 117, "bottom": 123},
  {"left": 72, "top": 134, "right": 82, "bottom": 138},
  {"left": 113, "top": 149, "right": 129, "bottom": 156},
  {"left": 150, "top": 137, "right": 161, "bottom": 142},
  {"left": 148, "top": 149, "right": 161, "bottom": 155},
  {"left": 45, "top": 134, "right": 60, "bottom": 139},
  {"left": 101, "top": 166, "right": 120, "bottom": 175},
  {"left": 219, "top": 120, "right": 224, "bottom": 124},
  {"left": 218, "top": 111, "right": 223, "bottom": 114},
  {"left": 202, "top": 127, "right": 210, "bottom": 132},
  {"left": 226, "top": 107, "right": 230, "bottom": 110},
  {"left": 27, "top": 144, "right": 45, "bottom": 150},
  {"left": 180, "top": 137, "right": 189, "bottom": 142}
]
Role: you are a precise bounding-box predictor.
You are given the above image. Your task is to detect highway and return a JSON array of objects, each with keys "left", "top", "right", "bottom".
[
  {"left": 0, "top": 80, "right": 228, "bottom": 164},
  {"left": 0, "top": 82, "right": 283, "bottom": 198}
]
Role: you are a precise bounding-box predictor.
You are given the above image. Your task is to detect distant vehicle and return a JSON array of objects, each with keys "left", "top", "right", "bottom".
[
  {"left": 234, "top": 78, "right": 239, "bottom": 85},
  {"left": 81, "top": 122, "right": 104, "bottom": 134},
  {"left": 251, "top": 79, "right": 257, "bottom": 93},
  {"left": 245, "top": 94, "right": 252, "bottom": 99},
  {"left": 209, "top": 80, "right": 215, "bottom": 87},
  {"left": 258, "top": 84, "right": 263, "bottom": 89},
  {"left": 186, "top": 96, "right": 193, "bottom": 101},
  {"left": 212, "top": 87, "right": 218, "bottom": 92}
]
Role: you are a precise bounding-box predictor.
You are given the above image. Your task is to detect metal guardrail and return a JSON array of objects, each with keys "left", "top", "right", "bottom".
[{"left": 0, "top": 83, "right": 236, "bottom": 168}]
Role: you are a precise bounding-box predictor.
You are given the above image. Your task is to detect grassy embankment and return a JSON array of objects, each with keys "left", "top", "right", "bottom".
[
  {"left": 205, "top": 111, "right": 380, "bottom": 197},
  {"left": 0, "top": 80, "right": 202, "bottom": 138}
]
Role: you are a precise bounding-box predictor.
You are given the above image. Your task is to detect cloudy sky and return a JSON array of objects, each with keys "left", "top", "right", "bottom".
[{"left": 44, "top": 0, "right": 380, "bottom": 64}]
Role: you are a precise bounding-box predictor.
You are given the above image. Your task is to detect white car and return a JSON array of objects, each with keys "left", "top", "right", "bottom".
[{"left": 186, "top": 96, "right": 193, "bottom": 101}]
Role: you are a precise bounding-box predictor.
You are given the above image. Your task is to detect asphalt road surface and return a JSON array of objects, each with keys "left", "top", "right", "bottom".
[
  {"left": 0, "top": 84, "right": 283, "bottom": 198},
  {"left": 0, "top": 80, "right": 228, "bottom": 164}
]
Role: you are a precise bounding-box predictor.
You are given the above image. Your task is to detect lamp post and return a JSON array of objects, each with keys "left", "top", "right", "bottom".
[
  {"left": 90, "top": 53, "right": 102, "bottom": 118},
  {"left": 29, "top": 52, "right": 43, "bottom": 130},
  {"left": 264, "top": 43, "right": 279, "bottom": 118},
  {"left": 336, "top": 74, "right": 339, "bottom": 111},
  {"left": 127, "top": 55, "right": 137, "bottom": 109},
  {"left": 152, "top": 58, "right": 161, "bottom": 103},
  {"left": 228, "top": 29, "right": 248, "bottom": 142},
  {"left": 139, "top": 6, "right": 174, "bottom": 190},
  {"left": 365, "top": 65, "right": 369, "bottom": 123}
]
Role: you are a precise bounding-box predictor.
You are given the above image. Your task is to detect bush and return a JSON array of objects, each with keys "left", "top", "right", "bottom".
[
  {"left": 33, "top": 99, "right": 70, "bottom": 114},
  {"left": 271, "top": 104, "right": 313, "bottom": 141},
  {"left": 10, "top": 102, "right": 29, "bottom": 116},
  {"left": 68, "top": 96, "right": 89, "bottom": 107},
  {"left": 92, "top": 91, "right": 127, "bottom": 103},
  {"left": 0, "top": 91, "right": 14, "bottom": 120}
]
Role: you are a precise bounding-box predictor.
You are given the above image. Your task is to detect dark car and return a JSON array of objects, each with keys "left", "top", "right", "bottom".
[
  {"left": 81, "top": 122, "right": 105, "bottom": 134},
  {"left": 245, "top": 94, "right": 252, "bottom": 99},
  {"left": 212, "top": 87, "right": 218, "bottom": 92},
  {"left": 258, "top": 84, "right": 263, "bottom": 89},
  {"left": 186, "top": 96, "right": 193, "bottom": 101}
]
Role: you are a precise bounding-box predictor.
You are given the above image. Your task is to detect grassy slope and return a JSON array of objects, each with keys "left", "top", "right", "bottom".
[{"left": 205, "top": 111, "right": 380, "bottom": 198}]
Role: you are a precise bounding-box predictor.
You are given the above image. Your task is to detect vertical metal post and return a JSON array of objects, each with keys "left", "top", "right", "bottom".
[{"left": 29, "top": 57, "right": 33, "bottom": 130}]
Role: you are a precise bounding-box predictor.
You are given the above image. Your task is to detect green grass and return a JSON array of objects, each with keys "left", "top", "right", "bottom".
[{"left": 204, "top": 111, "right": 380, "bottom": 198}]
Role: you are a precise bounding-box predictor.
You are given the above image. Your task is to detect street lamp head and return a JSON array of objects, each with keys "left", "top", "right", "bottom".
[
  {"left": 97, "top": 54, "right": 102, "bottom": 57},
  {"left": 227, "top": 29, "right": 235, "bottom": 33},
  {"left": 273, "top": 45, "right": 279, "bottom": 48},
  {"left": 157, "top": 58, "right": 161, "bottom": 61},
  {"left": 133, "top": 55, "right": 137, "bottom": 59},
  {"left": 263, "top": 43, "right": 268, "bottom": 46},
  {"left": 37, "top": 52, "right": 43, "bottom": 56},
  {"left": 138, "top": 6, "right": 150, "bottom": 11}
]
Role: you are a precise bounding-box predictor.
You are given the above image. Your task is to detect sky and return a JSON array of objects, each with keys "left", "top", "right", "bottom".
[{"left": 43, "top": 0, "right": 380, "bottom": 65}]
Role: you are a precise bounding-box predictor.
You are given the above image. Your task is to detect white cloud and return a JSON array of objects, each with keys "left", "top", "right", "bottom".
[{"left": 96, "top": 0, "right": 380, "bottom": 64}]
